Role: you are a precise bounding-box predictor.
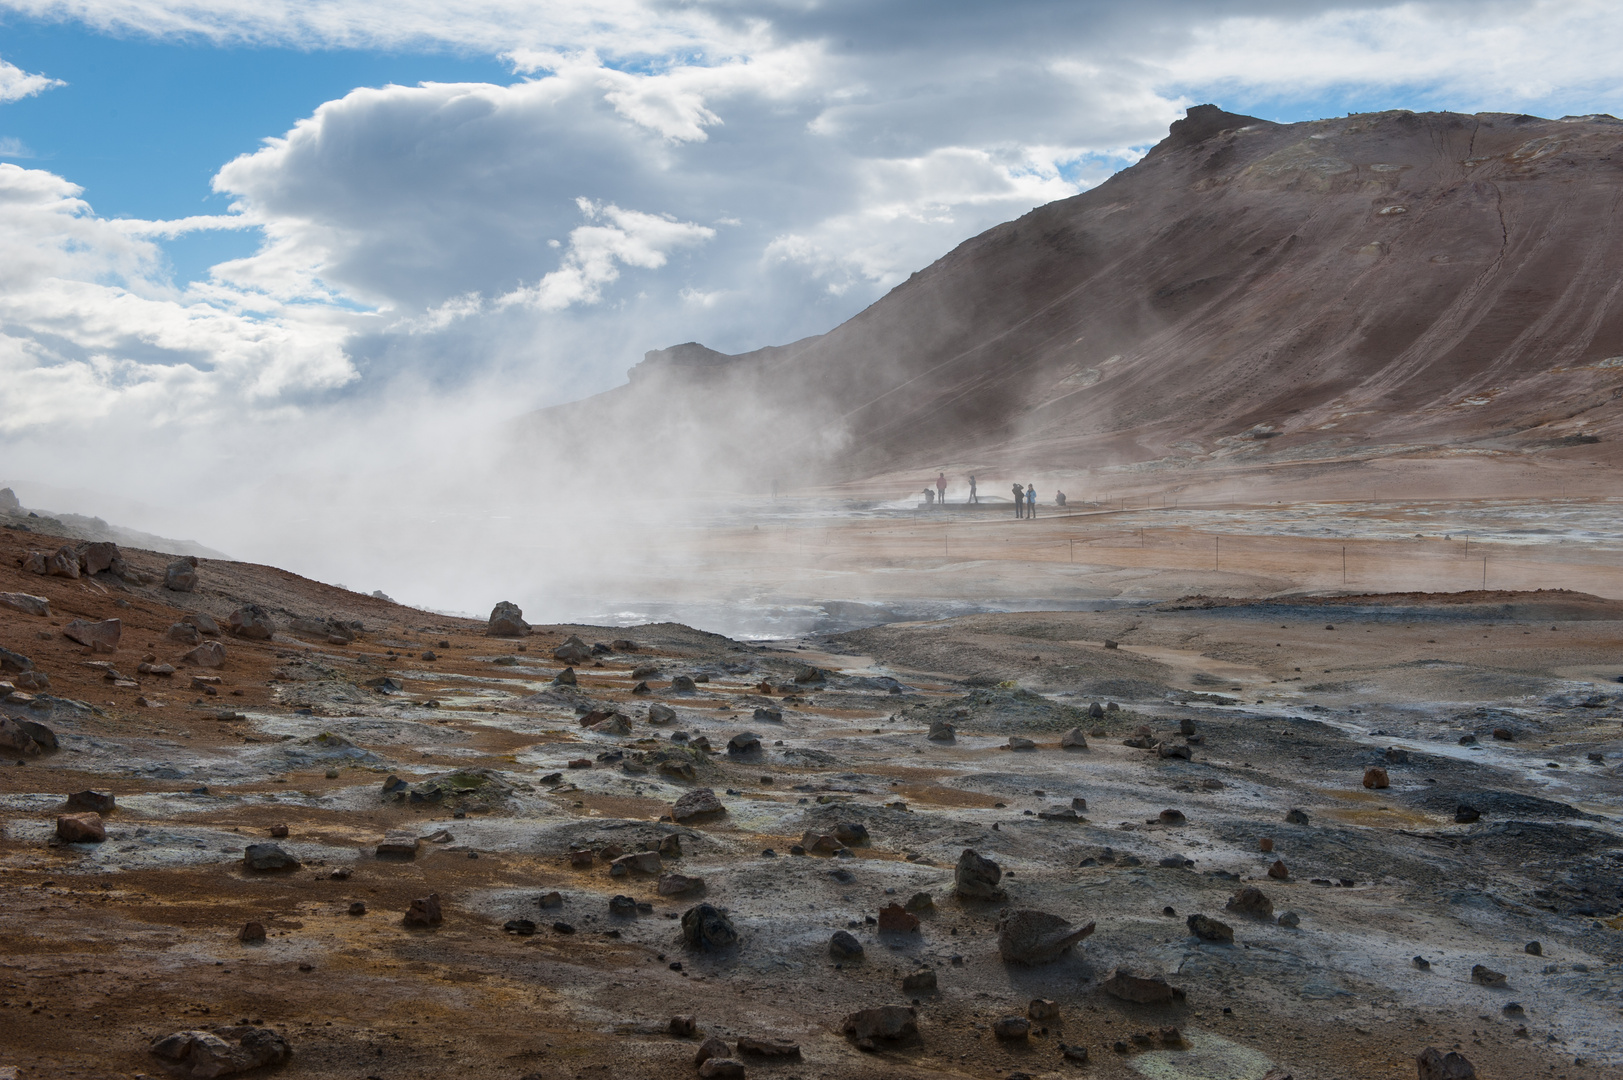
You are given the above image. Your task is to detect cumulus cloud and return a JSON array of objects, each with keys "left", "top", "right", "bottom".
[{"left": 0, "top": 55, "right": 63, "bottom": 103}]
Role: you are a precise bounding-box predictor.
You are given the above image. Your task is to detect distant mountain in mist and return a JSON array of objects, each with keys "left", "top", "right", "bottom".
[{"left": 530, "top": 105, "right": 1623, "bottom": 492}]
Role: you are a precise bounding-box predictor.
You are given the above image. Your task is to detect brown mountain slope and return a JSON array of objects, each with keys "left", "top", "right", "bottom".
[{"left": 531, "top": 105, "right": 1623, "bottom": 491}]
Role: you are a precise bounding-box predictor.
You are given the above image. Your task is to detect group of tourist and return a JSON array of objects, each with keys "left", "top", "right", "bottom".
[{"left": 922, "top": 473, "right": 1065, "bottom": 516}]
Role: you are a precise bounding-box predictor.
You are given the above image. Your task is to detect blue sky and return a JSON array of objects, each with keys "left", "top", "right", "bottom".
[{"left": 0, "top": 0, "right": 1621, "bottom": 555}]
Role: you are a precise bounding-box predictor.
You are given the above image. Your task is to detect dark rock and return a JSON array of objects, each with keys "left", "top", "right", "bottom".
[
  {"left": 900, "top": 968, "right": 936, "bottom": 992},
  {"left": 1158, "top": 742, "right": 1192, "bottom": 760},
  {"left": 149, "top": 1026, "right": 290, "bottom": 1076},
  {"left": 1101, "top": 968, "right": 1185, "bottom": 1004},
  {"left": 163, "top": 557, "right": 199, "bottom": 592},
  {"left": 752, "top": 707, "right": 783, "bottom": 723},
  {"left": 1455, "top": 805, "right": 1481, "bottom": 824},
  {"left": 878, "top": 903, "right": 919, "bottom": 932},
  {"left": 668, "top": 1015, "right": 696, "bottom": 1037},
  {"left": 1416, "top": 1047, "right": 1477, "bottom": 1079},
  {"left": 955, "top": 848, "right": 1005, "bottom": 900},
  {"left": 1363, "top": 766, "right": 1390, "bottom": 789},
  {"left": 648, "top": 703, "right": 677, "bottom": 724},
  {"left": 552, "top": 667, "right": 577, "bottom": 686},
  {"left": 698, "top": 1057, "right": 744, "bottom": 1078},
  {"left": 348, "top": 901, "right": 367, "bottom": 916},
  {"left": 504, "top": 919, "right": 537, "bottom": 935},
  {"left": 538, "top": 891, "right": 563, "bottom": 908},
  {"left": 404, "top": 893, "right": 443, "bottom": 927},
  {"left": 834, "top": 822, "right": 870, "bottom": 846},
  {"left": 1413, "top": 956, "right": 1431, "bottom": 970},
  {"left": 1060, "top": 727, "right": 1088, "bottom": 748},
  {"left": 0, "top": 646, "right": 32, "bottom": 673},
  {"left": 608, "top": 894, "right": 639, "bottom": 916},
  {"left": 658, "top": 872, "right": 704, "bottom": 896},
  {"left": 64, "top": 617, "right": 121, "bottom": 654},
  {"left": 227, "top": 605, "right": 274, "bottom": 640},
  {"left": 182, "top": 641, "right": 227, "bottom": 668},
  {"left": 1226, "top": 886, "right": 1274, "bottom": 918},
  {"left": 56, "top": 812, "right": 105, "bottom": 843},
  {"left": 681, "top": 904, "right": 738, "bottom": 949},
  {"left": 694, "top": 1034, "right": 729, "bottom": 1065},
  {"left": 992, "top": 1016, "right": 1031, "bottom": 1040},
  {"left": 671, "top": 675, "right": 698, "bottom": 692},
  {"left": 1060, "top": 1042, "right": 1090, "bottom": 1063},
  {"left": 841, "top": 1005, "right": 916, "bottom": 1043},
  {"left": 1267, "top": 859, "right": 1290, "bottom": 880},
  {"left": 672, "top": 788, "right": 725, "bottom": 822},
  {"left": 1186, "top": 913, "right": 1233, "bottom": 943},
  {"left": 829, "top": 930, "right": 864, "bottom": 959},
  {"left": 487, "top": 601, "right": 530, "bottom": 637},
  {"left": 1158, "top": 808, "right": 1186, "bottom": 825},
  {"left": 238, "top": 921, "right": 266, "bottom": 943},
  {"left": 66, "top": 790, "right": 115, "bottom": 814},
  {"left": 737, "top": 1037, "right": 800, "bottom": 1057},
  {"left": 1006, "top": 736, "right": 1036, "bottom": 751},
  {"left": 928, "top": 720, "right": 956, "bottom": 741},
  {"left": 1470, "top": 964, "right": 1506, "bottom": 987},
  {"left": 243, "top": 843, "right": 300, "bottom": 871},
  {"left": 1284, "top": 808, "right": 1311, "bottom": 825},
  {"left": 904, "top": 891, "right": 934, "bottom": 912},
  {"left": 1525, "top": 941, "right": 1542, "bottom": 956},
  {"left": 997, "top": 908, "right": 1095, "bottom": 964}
]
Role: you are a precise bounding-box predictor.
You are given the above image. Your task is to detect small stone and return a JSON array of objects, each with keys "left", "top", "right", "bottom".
[
  {"left": 1101, "top": 968, "right": 1185, "bottom": 1004},
  {"left": 900, "top": 968, "right": 936, "bottom": 992},
  {"left": 55, "top": 812, "right": 106, "bottom": 843},
  {"left": 1186, "top": 913, "right": 1233, "bottom": 943},
  {"left": 348, "top": 901, "right": 366, "bottom": 916},
  {"left": 658, "top": 872, "right": 703, "bottom": 896},
  {"left": 1059, "top": 1042, "right": 1090, "bottom": 1063},
  {"left": 1455, "top": 805, "right": 1481, "bottom": 824},
  {"left": 1267, "top": 859, "right": 1290, "bottom": 880},
  {"left": 376, "top": 832, "right": 419, "bottom": 859},
  {"left": 878, "top": 903, "right": 919, "bottom": 932},
  {"left": 992, "top": 1016, "right": 1031, "bottom": 1040},
  {"left": 737, "top": 1037, "right": 800, "bottom": 1058},
  {"left": 1470, "top": 964, "right": 1506, "bottom": 987},
  {"left": 1060, "top": 727, "right": 1088, "bottom": 749},
  {"left": 1226, "top": 886, "right": 1274, "bottom": 918},
  {"left": 681, "top": 904, "right": 738, "bottom": 949},
  {"left": 238, "top": 921, "right": 266, "bottom": 943},
  {"left": 243, "top": 843, "right": 299, "bottom": 871},
  {"left": 1028, "top": 998, "right": 1059, "bottom": 1021},
  {"left": 1277, "top": 911, "right": 1300, "bottom": 928},
  {"left": 672, "top": 788, "right": 725, "bottom": 822},
  {"left": 65, "top": 790, "right": 115, "bottom": 814},
  {"left": 1416, "top": 1047, "right": 1477, "bottom": 1080},
  {"left": 404, "top": 893, "right": 443, "bottom": 927},
  {"left": 552, "top": 921, "right": 575, "bottom": 934},
  {"left": 928, "top": 720, "right": 956, "bottom": 741},
  {"left": 834, "top": 822, "right": 870, "bottom": 846},
  {"left": 1284, "top": 808, "right": 1310, "bottom": 825},
  {"left": 182, "top": 641, "right": 228, "bottom": 668},
  {"left": 671, "top": 675, "right": 697, "bottom": 692},
  {"left": 612, "top": 850, "right": 662, "bottom": 876},
  {"left": 64, "top": 618, "right": 122, "bottom": 654},
  {"left": 955, "top": 848, "right": 1005, "bottom": 900},
  {"left": 1491, "top": 727, "right": 1515, "bottom": 741},
  {"left": 1363, "top": 766, "right": 1390, "bottom": 789},
  {"left": 1525, "top": 941, "right": 1542, "bottom": 956},
  {"left": 1413, "top": 956, "right": 1431, "bottom": 970},
  {"left": 997, "top": 908, "right": 1095, "bottom": 964},
  {"left": 841, "top": 1005, "right": 916, "bottom": 1043},
  {"left": 668, "top": 1015, "right": 695, "bottom": 1037},
  {"left": 268, "top": 824, "right": 288, "bottom": 838},
  {"left": 1158, "top": 808, "right": 1186, "bottom": 825},
  {"left": 608, "top": 894, "right": 639, "bottom": 916},
  {"left": 904, "top": 891, "right": 934, "bottom": 912},
  {"left": 694, "top": 1035, "right": 729, "bottom": 1066},
  {"left": 648, "top": 703, "right": 677, "bottom": 724},
  {"left": 829, "top": 930, "right": 864, "bottom": 959},
  {"left": 1006, "top": 736, "right": 1036, "bottom": 751},
  {"left": 503, "top": 919, "right": 536, "bottom": 935}
]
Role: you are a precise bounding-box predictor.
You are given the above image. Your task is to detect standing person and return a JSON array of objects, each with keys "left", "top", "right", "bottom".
[
  {"left": 1011, "top": 483, "right": 1024, "bottom": 518},
  {"left": 1026, "top": 483, "right": 1037, "bottom": 518},
  {"left": 969, "top": 475, "right": 978, "bottom": 503},
  {"left": 936, "top": 472, "right": 947, "bottom": 504},
  {"left": 1055, "top": 490, "right": 1066, "bottom": 507}
]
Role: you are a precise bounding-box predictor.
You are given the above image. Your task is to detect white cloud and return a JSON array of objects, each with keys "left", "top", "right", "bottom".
[
  {"left": 0, "top": 56, "right": 63, "bottom": 103},
  {"left": 505, "top": 198, "right": 715, "bottom": 311}
]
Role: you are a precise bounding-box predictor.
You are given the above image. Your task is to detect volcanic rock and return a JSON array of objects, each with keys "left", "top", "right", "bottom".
[
  {"left": 163, "top": 558, "right": 199, "bottom": 592},
  {"left": 992, "top": 1016, "right": 1030, "bottom": 1040},
  {"left": 726, "top": 731, "right": 761, "bottom": 756},
  {"left": 1417, "top": 1048, "right": 1478, "bottom": 1080},
  {"left": 1186, "top": 913, "right": 1234, "bottom": 943},
  {"left": 0, "top": 646, "right": 32, "bottom": 673},
  {"left": 167, "top": 623, "right": 202, "bottom": 645},
  {"left": 1027, "top": 998, "right": 1059, "bottom": 1021},
  {"left": 488, "top": 601, "right": 530, "bottom": 637},
  {"left": 377, "top": 832, "right": 420, "bottom": 859},
  {"left": 671, "top": 675, "right": 698, "bottom": 692},
  {"left": 66, "top": 790, "right": 115, "bottom": 814},
  {"left": 900, "top": 968, "right": 936, "bottom": 992},
  {"left": 612, "top": 850, "right": 662, "bottom": 875},
  {"left": 833, "top": 822, "right": 870, "bottom": 846},
  {"left": 841, "top": 1004, "right": 916, "bottom": 1043},
  {"left": 243, "top": 843, "right": 300, "bottom": 871},
  {"left": 1225, "top": 886, "right": 1274, "bottom": 919},
  {"left": 955, "top": 848, "right": 1005, "bottom": 899},
  {"left": 56, "top": 812, "right": 105, "bottom": 843},
  {"left": 672, "top": 788, "right": 725, "bottom": 822},
  {"left": 1363, "top": 766, "right": 1390, "bottom": 789},
  {"left": 877, "top": 904, "right": 919, "bottom": 932},
  {"left": 0, "top": 592, "right": 49, "bottom": 617},
  {"left": 737, "top": 1036, "right": 800, "bottom": 1057},
  {"left": 997, "top": 908, "right": 1095, "bottom": 964},
  {"left": 1101, "top": 968, "right": 1185, "bottom": 1004},
  {"left": 1285, "top": 808, "right": 1311, "bottom": 825},
  {"left": 648, "top": 703, "right": 677, "bottom": 724},
  {"left": 1470, "top": 964, "right": 1507, "bottom": 987},
  {"left": 46, "top": 545, "right": 80, "bottom": 579},
  {"left": 227, "top": 605, "right": 274, "bottom": 640},
  {"left": 927, "top": 720, "right": 955, "bottom": 741},
  {"left": 698, "top": 1057, "right": 744, "bottom": 1078},
  {"left": 182, "top": 641, "right": 227, "bottom": 668},
  {"left": 1268, "top": 859, "right": 1290, "bottom": 880},
  {"left": 404, "top": 893, "right": 444, "bottom": 927},
  {"left": 680, "top": 904, "right": 738, "bottom": 949},
  {"left": 150, "top": 1026, "right": 291, "bottom": 1077},
  {"left": 1006, "top": 736, "right": 1035, "bottom": 750},
  {"left": 694, "top": 1035, "right": 729, "bottom": 1065},
  {"left": 1060, "top": 727, "right": 1088, "bottom": 748},
  {"left": 658, "top": 872, "right": 704, "bottom": 895},
  {"left": 238, "top": 921, "right": 266, "bottom": 943},
  {"left": 829, "top": 930, "right": 864, "bottom": 959},
  {"left": 1455, "top": 805, "right": 1482, "bottom": 823},
  {"left": 64, "top": 618, "right": 121, "bottom": 654}
]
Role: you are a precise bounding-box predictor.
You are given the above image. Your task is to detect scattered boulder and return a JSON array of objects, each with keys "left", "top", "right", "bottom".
[
  {"left": 1060, "top": 1042, "right": 1090, "bottom": 1063},
  {"left": 726, "top": 732, "right": 761, "bottom": 756},
  {"left": 64, "top": 618, "right": 121, "bottom": 654},
  {"left": 1006, "top": 736, "right": 1036, "bottom": 751},
  {"left": 553, "top": 667, "right": 577, "bottom": 686},
  {"left": 1268, "top": 860, "right": 1290, "bottom": 880},
  {"left": 680, "top": 904, "right": 738, "bottom": 950},
  {"left": 1455, "top": 805, "right": 1481, "bottom": 824},
  {"left": 992, "top": 1016, "right": 1031, "bottom": 1040},
  {"left": 227, "top": 605, "right": 274, "bottom": 641},
  {"left": 66, "top": 790, "right": 115, "bottom": 814},
  {"left": 1158, "top": 742, "right": 1192, "bottom": 760},
  {"left": 1186, "top": 913, "right": 1233, "bottom": 943},
  {"left": 1158, "top": 808, "right": 1186, "bottom": 825},
  {"left": 46, "top": 545, "right": 81, "bottom": 579},
  {"left": 487, "top": 601, "right": 530, "bottom": 637},
  {"left": 833, "top": 822, "right": 870, "bottom": 846},
  {"left": 904, "top": 891, "right": 934, "bottom": 912},
  {"left": 242, "top": 843, "right": 300, "bottom": 872},
  {"left": 612, "top": 851, "right": 662, "bottom": 876},
  {"left": 668, "top": 1015, "right": 696, "bottom": 1037},
  {"left": 376, "top": 832, "right": 420, "bottom": 859},
  {"left": 671, "top": 675, "right": 698, "bottom": 692},
  {"left": 1028, "top": 999, "right": 1059, "bottom": 1021},
  {"left": 0, "top": 646, "right": 32, "bottom": 674},
  {"left": 404, "top": 893, "right": 444, "bottom": 927},
  {"left": 694, "top": 1035, "right": 730, "bottom": 1066},
  {"left": 632, "top": 662, "right": 661, "bottom": 679},
  {"left": 1102, "top": 968, "right": 1186, "bottom": 1004},
  {"left": 752, "top": 706, "right": 783, "bottom": 723},
  {"left": 1225, "top": 886, "right": 1274, "bottom": 919},
  {"left": 1363, "top": 766, "right": 1390, "bottom": 789},
  {"left": 955, "top": 848, "right": 1005, "bottom": 900},
  {"left": 1416, "top": 1047, "right": 1477, "bottom": 1080},
  {"left": 698, "top": 1057, "right": 745, "bottom": 1079},
  {"left": 163, "top": 558, "right": 199, "bottom": 592},
  {"left": 588, "top": 713, "right": 632, "bottom": 736},
  {"left": 1060, "top": 727, "right": 1088, "bottom": 749},
  {"left": 648, "top": 703, "right": 677, "bottom": 724},
  {"left": 185, "top": 613, "right": 222, "bottom": 636},
  {"left": 1470, "top": 964, "right": 1507, "bottom": 987},
  {"left": 900, "top": 968, "right": 936, "bottom": 992},
  {"left": 997, "top": 908, "right": 1095, "bottom": 964},
  {"left": 1277, "top": 911, "right": 1301, "bottom": 928},
  {"left": 672, "top": 788, "right": 725, "bottom": 822},
  {"left": 878, "top": 904, "right": 919, "bottom": 932},
  {"left": 0, "top": 592, "right": 49, "bottom": 617},
  {"left": 167, "top": 623, "right": 202, "bottom": 645},
  {"left": 1037, "top": 806, "right": 1081, "bottom": 822},
  {"left": 657, "top": 872, "right": 704, "bottom": 896},
  {"left": 182, "top": 641, "right": 227, "bottom": 668},
  {"left": 55, "top": 812, "right": 105, "bottom": 843},
  {"left": 737, "top": 1036, "right": 800, "bottom": 1058},
  {"left": 149, "top": 1026, "right": 291, "bottom": 1077},
  {"left": 608, "top": 894, "right": 639, "bottom": 916},
  {"left": 927, "top": 720, "right": 955, "bottom": 741},
  {"left": 554, "top": 637, "right": 591, "bottom": 664},
  {"left": 801, "top": 831, "right": 842, "bottom": 854},
  {"left": 1285, "top": 808, "right": 1311, "bottom": 825},
  {"left": 829, "top": 930, "right": 865, "bottom": 959},
  {"left": 0, "top": 716, "right": 54, "bottom": 756},
  {"left": 841, "top": 1005, "right": 917, "bottom": 1044}
]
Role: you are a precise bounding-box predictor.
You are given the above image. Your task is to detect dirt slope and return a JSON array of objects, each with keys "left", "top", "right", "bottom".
[{"left": 533, "top": 105, "right": 1623, "bottom": 491}]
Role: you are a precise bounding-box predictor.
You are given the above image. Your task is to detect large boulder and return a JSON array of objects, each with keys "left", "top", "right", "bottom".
[
  {"left": 680, "top": 903, "right": 738, "bottom": 949},
  {"left": 166, "top": 623, "right": 202, "bottom": 645},
  {"left": 1060, "top": 727, "right": 1089, "bottom": 748},
  {"left": 56, "top": 812, "right": 106, "bottom": 843},
  {"left": 997, "top": 908, "right": 1095, "bottom": 964},
  {"left": 242, "top": 843, "right": 300, "bottom": 871},
  {"left": 404, "top": 893, "right": 444, "bottom": 927},
  {"left": 841, "top": 1005, "right": 917, "bottom": 1043},
  {"left": 672, "top": 788, "right": 725, "bottom": 822},
  {"left": 46, "top": 545, "right": 80, "bottom": 579},
  {"left": 150, "top": 1026, "right": 291, "bottom": 1077},
  {"left": 164, "top": 557, "right": 199, "bottom": 592},
  {"left": 1417, "top": 1048, "right": 1477, "bottom": 1080},
  {"left": 64, "top": 618, "right": 121, "bottom": 654},
  {"left": 954, "top": 848, "right": 1005, "bottom": 900},
  {"left": 0, "top": 717, "right": 55, "bottom": 757},
  {"left": 554, "top": 635, "right": 591, "bottom": 663},
  {"left": 227, "top": 605, "right": 274, "bottom": 640},
  {"left": 182, "top": 641, "right": 228, "bottom": 668},
  {"left": 487, "top": 601, "right": 530, "bottom": 637},
  {"left": 0, "top": 646, "right": 32, "bottom": 673},
  {"left": 80, "top": 541, "right": 120, "bottom": 576},
  {"left": 1225, "top": 886, "right": 1274, "bottom": 919},
  {"left": 1101, "top": 968, "right": 1185, "bottom": 1004},
  {"left": 0, "top": 592, "right": 50, "bottom": 617}
]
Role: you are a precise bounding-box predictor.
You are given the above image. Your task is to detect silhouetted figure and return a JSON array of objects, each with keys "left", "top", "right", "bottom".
[
  {"left": 1055, "top": 490, "right": 1066, "bottom": 507},
  {"left": 771, "top": 477, "right": 779, "bottom": 501},
  {"left": 1012, "top": 483, "right": 1024, "bottom": 518},
  {"left": 923, "top": 488, "right": 935, "bottom": 506},
  {"left": 1026, "top": 484, "right": 1037, "bottom": 518},
  {"left": 936, "top": 472, "right": 947, "bottom": 503},
  {"left": 969, "top": 475, "right": 978, "bottom": 503}
]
